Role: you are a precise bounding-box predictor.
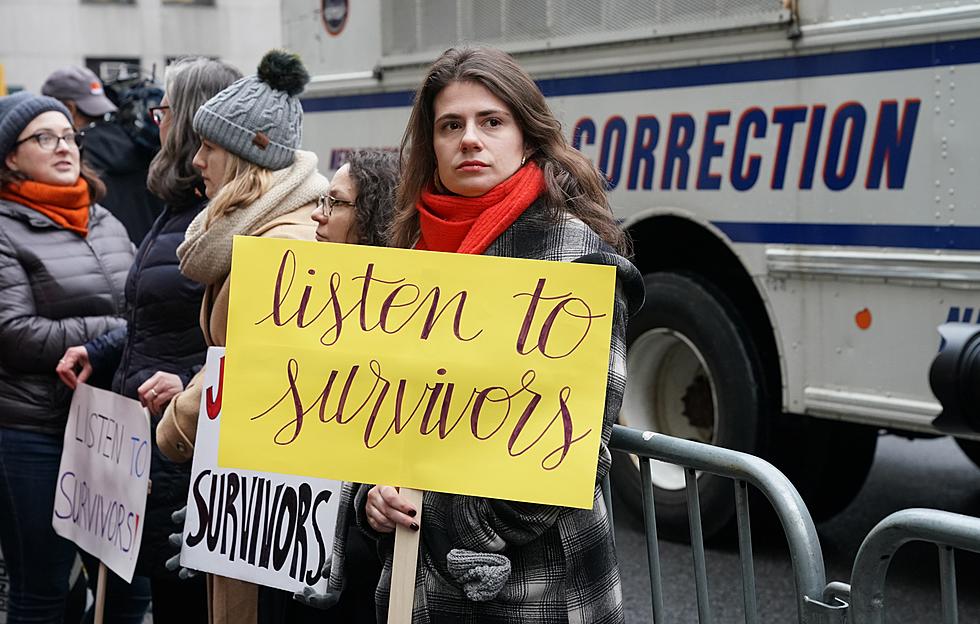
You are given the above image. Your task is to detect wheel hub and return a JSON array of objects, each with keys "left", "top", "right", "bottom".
[{"left": 621, "top": 328, "right": 719, "bottom": 490}]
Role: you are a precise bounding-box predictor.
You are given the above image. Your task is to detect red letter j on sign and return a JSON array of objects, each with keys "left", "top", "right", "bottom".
[{"left": 206, "top": 357, "right": 225, "bottom": 420}]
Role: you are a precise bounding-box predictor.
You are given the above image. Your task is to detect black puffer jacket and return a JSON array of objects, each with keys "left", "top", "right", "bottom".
[
  {"left": 87, "top": 200, "right": 208, "bottom": 397},
  {"left": 0, "top": 200, "right": 133, "bottom": 435},
  {"left": 83, "top": 121, "right": 164, "bottom": 245},
  {"left": 86, "top": 199, "right": 208, "bottom": 577}
]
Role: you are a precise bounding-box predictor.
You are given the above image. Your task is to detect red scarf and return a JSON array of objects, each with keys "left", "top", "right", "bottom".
[
  {"left": 0, "top": 178, "right": 91, "bottom": 236},
  {"left": 415, "top": 162, "right": 546, "bottom": 254}
]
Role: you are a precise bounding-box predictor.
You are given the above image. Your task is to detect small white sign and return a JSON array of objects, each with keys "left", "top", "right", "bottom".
[
  {"left": 52, "top": 383, "right": 151, "bottom": 583},
  {"left": 180, "top": 347, "right": 341, "bottom": 592}
]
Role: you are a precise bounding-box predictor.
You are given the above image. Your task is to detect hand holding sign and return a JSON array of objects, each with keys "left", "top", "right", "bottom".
[
  {"left": 365, "top": 485, "right": 419, "bottom": 533},
  {"left": 56, "top": 345, "right": 93, "bottom": 390}
]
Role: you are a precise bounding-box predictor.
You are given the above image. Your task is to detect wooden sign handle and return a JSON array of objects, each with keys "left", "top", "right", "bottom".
[
  {"left": 387, "top": 488, "right": 424, "bottom": 624},
  {"left": 93, "top": 562, "right": 107, "bottom": 624}
]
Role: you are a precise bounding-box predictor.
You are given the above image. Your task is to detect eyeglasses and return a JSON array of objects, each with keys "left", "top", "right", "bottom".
[
  {"left": 317, "top": 194, "right": 355, "bottom": 217},
  {"left": 14, "top": 131, "right": 83, "bottom": 151},
  {"left": 149, "top": 105, "right": 171, "bottom": 126}
]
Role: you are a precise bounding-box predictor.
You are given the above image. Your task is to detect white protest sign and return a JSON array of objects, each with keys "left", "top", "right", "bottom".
[
  {"left": 53, "top": 383, "right": 151, "bottom": 583},
  {"left": 180, "top": 347, "right": 342, "bottom": 592}
]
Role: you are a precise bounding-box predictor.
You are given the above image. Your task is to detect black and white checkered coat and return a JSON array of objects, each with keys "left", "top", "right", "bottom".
[{"left": 337, "top": 206, "right": 643, "bottom": 623}]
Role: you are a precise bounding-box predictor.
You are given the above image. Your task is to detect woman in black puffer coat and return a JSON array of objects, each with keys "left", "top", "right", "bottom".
[
  {"left": 0, "top": 92, "right": 134, "bottom": 622},
  {"left": 57, "top": 57, "right": 241, "bottom": 624}
]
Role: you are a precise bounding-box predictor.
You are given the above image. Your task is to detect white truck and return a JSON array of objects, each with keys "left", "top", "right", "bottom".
[{"left": 284, "top": 0, "right": 980, "bottom": 537}]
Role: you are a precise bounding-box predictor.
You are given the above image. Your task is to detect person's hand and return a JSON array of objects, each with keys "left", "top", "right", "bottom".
[
  {"left": 365, "top": 485, "right": 419, "bottom": 534},
  {"left": 138, "top": 372, "right": 184, "bottom": 416},
  {"left": 56, "top": 346, "right": 92, "bottom": 389},
  {"left": 292, "top": 584, "right": 340, "bottom": 610},
  {"left": 165, "top": 506, "right": 199, "bottom": 580}
]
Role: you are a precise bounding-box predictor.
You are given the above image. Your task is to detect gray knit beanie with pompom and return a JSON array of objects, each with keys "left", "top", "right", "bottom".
[{"left": 192, "top": 49, "right": 310, "bottom": 170}]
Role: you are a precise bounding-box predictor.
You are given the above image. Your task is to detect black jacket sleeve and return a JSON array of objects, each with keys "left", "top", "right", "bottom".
[{"left": 85, "top": 325, "right": 128, "bottom": 378}]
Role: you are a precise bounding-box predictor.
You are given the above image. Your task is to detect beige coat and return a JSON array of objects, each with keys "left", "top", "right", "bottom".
[
  {"left": 158, "top": 206, "right": 314, "bottom": 461},
  {"left": 157, "top": 206, "right": 317, "bottom": 624}
]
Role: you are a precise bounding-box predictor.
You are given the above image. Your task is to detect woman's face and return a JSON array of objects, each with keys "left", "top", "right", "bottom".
[
  {"left": 432, "top": 81, "right": 525, "bottom": 197},
  {"left": 312, "top": 163, "right": 359, "bottom": 244},
  {"left": 192, "top": 139, "right": 229, "bottom": 199},
  {"left": 4, "top": 111, "right": 80, "bottom": 186}
]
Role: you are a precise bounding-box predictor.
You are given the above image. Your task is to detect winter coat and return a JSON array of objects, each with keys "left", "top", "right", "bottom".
[
  {"left": 354, "top": 206, "right": 644, "bottom": 624},
  {"left": 157, "top": 150, "right": 326, "bottom": 624},
  {"left": 0, "top": 199, "right": 133, "bottom": 435},
  {"left": 85, "top": 199, "right": 209, "bottom": 577},
  {"left": 82, "top": 120, "right": 164, "bottom": 244}
]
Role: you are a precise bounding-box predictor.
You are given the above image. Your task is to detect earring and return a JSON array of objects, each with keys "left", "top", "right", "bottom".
[{"left": 521, "top": 153, "right": 527, "bottom": 167}]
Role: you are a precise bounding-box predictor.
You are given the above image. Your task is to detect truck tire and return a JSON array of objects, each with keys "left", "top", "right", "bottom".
[
  {"left": 613, "top": 271, "right": 767, "bottom": 541},
  {"left": 769, "top": 416, "right": 878, "bottom": 521},
  {"left": 954, "top": 438, "right": 980, "bottom": 471}
]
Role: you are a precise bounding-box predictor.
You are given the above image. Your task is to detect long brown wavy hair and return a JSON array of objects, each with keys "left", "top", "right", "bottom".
[{"left": 389, "top": 46, "right": 628, "bottom": 255}]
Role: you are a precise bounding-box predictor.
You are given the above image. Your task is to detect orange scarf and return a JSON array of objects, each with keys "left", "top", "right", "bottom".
[
  {"left": 0, "top": 179, "right": 91, "bottom": 237},
  {"left": 415, "top": 162, "right": 546, "bottom": 255}
]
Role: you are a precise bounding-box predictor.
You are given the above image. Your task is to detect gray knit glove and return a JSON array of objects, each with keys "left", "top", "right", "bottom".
[
  {"left": 292, "top": 585, "right": 340, "bottom": 610},
  {"left": 292, "top": 558, "right": 339, "bottom": 610},
  {"left": 164, "top": 507, "right": 199, "bottom": 580},
  {"left": 446, "top": 549, "right": 511, "bottom": 602}
]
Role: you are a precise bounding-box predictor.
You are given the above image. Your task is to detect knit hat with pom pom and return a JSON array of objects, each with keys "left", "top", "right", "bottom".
[{"left": 193, "top": 49, "right": 310, "bottom": 170}]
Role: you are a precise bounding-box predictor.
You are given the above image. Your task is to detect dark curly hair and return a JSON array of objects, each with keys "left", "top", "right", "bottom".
[{"left": 345, "top": 149, "right": 399, "bottom": 247}]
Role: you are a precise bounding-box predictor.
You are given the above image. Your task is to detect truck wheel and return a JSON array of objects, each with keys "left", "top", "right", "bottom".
[
  {"left": 613, "top": 272, "right": 767, "bottom": 541},
  {"left": 769, "top": 416, "right": 878, "bottom": 521},
  {"left": 954, "top": 438, "right": 980, "bottom": 471}
]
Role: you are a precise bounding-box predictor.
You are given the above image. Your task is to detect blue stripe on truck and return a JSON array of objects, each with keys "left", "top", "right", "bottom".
[
  {"left": 302, "top": 37, "right": 980, "bottom": 112},
  {"left": 711, "top": 222, "right": 980, "bottom": 250}
]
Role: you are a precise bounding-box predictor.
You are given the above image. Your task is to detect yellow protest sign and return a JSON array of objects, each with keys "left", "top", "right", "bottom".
[{"left": 221, "top": 236, "right": 616, "bottom": 509}]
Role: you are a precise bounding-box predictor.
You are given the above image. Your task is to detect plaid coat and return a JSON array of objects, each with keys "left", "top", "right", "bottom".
[{"left": 330, "top": 207, "right": 644, "bottom": 624}]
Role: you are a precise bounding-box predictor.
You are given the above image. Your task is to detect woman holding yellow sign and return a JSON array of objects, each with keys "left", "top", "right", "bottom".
[{"left": 363, "top": 46, "right": 643, "bottom": 623}]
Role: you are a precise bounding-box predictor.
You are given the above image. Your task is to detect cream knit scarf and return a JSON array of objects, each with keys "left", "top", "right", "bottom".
[{"left": 178, "top": 149, "right": 328, "bottom": 286}]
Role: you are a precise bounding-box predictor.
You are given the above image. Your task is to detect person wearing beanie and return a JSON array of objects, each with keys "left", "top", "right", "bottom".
[
  {"left": 0, "top": 92, "right": 134, "bottom": 621},
  {"left": 43, "top": 65, "right": 165, "bottom": 244},
  {"left": 155, "top": 49, "right": 327, "bottom": 624}
]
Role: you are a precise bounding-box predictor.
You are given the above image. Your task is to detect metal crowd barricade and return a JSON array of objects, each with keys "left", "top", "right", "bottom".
[
  {"left": 608, "top": 424, "right": 980, "bottom": 623},
  {"left": 844, "top": 508, "right": 980, "bottom": 624},
  {"left": 609, "top": 425, "right": 843, "bottom": 623}
]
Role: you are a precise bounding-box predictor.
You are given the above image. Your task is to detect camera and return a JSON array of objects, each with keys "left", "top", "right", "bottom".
[{"left": 930, "top": 323, "right": 980, "bottom": 434}]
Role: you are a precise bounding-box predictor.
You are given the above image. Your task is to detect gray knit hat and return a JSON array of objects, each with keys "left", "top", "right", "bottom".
[
  {"left": 192, "top": 50, "right": 310, "bottom": 170},
  {"left": 0, "top": 92, "right": 73, "bottom": 159}
]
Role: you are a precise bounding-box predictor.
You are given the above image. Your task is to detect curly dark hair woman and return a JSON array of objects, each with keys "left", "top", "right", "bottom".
[{"left": 312, "top": 148, "right": 398, "bottom": 246}]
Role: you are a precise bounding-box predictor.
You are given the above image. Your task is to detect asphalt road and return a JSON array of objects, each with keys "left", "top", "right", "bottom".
[{"left": 613, "top": 434, "right": 980, "bottom": 623}]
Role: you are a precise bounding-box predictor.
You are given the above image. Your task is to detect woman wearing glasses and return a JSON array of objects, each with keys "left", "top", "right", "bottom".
[
  {"left": 57, "top": 56, "right": 241, "bottom": 624},
  {"left": 0, "top": 92, "right": 134, "bottom": 621},
  {"left": 155, "top": 50, "right": 326, "bottom": 624},
  {"left": 311, "top": 149, "right": 397, "bottom": 246}
]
